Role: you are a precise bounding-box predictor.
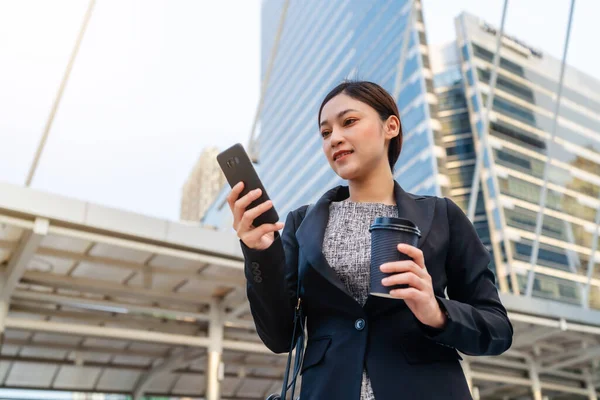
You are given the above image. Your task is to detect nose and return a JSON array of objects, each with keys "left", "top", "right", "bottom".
[{"left": 329, "top": 128, "right": 344, "bottom": 148}]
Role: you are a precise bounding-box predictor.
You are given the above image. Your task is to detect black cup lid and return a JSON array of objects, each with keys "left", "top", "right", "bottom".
[{"left": 369, "top": 217, "right": 421, "bottom": 236}]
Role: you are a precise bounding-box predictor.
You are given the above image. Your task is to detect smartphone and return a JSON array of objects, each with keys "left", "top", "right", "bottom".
[{"left": 217, "top": 143, "right": 279, "bottom": 227}]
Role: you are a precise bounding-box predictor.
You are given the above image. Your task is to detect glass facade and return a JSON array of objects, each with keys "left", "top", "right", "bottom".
[
  {"left": 204, "top": 0, "right": 445, "bottom": 228},
  {"left": 204, "top": 6, "right": 600, "bottom": 312},
  {"left": 444, "top": 12, "right": 600, "bottom": 309},
  {"left": 433, "top": 41, "right": 493, "bottom": 274}
]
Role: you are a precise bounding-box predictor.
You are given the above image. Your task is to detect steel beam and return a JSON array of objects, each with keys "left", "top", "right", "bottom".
[
  {"left": 4, "top": 317, "right": 270, "bottom": 354},
  {"left": 47, "top": 224, "right": 244, "bottom": 271},
  {"left": 526, "top": 0, "right": 576, "bottom": 296},
  {"left": 34, "top": 246, "right": 244, "bottom": 287},
  {"left": 1, "top": 338, "right": 168, "bottom": 358},
  {"left": 20, "top": 270, "right": 212, "bottom": 305},
  {"left": 513, "top": 326, "right": 560, "bottom": 348},
  {"left": 467, "top": 0, "right": 508, "bottom": 221},
  {"left": 12, "top": 290, "right": 256, "bottom": 331},
  {"left": 228, "top": 303, "right": 250, "bottom": 319},
  {"left": 1, "top": 218, "right": 48, "bottom": 302},
  {"left": 25, "top": 0, "right": 95, "bottom": 186},
  {"left": 12, "top": 289, "right": 210, "bottom": 320},
  {"left": 540, "top": 347, "right": 600, "bottom": 373},
  {"left": 539, "top": 345, "right": 600, "bottom": 366}
]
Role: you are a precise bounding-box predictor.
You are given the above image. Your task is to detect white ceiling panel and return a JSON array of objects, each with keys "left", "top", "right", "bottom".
[
  {"left": 40, "top": 234, "right": 90, "bottom": 253},
  {"left": 146, "top": 372, "right": 179, "bottom": 393},
  {"left": 52, "top": 365, "right": 102, "bottom": 389},
  {"left": 19, "top": 347, "right": 67, "bottom": 360},
  {"left": 171, "top": 372, "right": 206, "bottom": 395},
  {"left": 89, "top": 242, "right": 150, "bottom": 263},
  {"left": 70, "top": 261, "right": 132, "bottom": 282},
  {"left": 95, "top": 369, "right": 140, "bottom": 391},
  {"left": 5, "top": 362, "right": 57, "bottom": 387}
]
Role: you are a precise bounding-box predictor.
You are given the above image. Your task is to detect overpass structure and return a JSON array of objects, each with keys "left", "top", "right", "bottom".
[{"left": 0, "top": 181, "right": 599, "bottom": 400}]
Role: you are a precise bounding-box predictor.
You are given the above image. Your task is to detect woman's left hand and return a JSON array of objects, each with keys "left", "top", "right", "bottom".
[{"left": 380, "top": 243, "right": 447, "bottom": 329}]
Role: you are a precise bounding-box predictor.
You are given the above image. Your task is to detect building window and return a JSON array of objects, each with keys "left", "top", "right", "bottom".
[
  {"left": 471, "top": 43, "right": 525, "bottom": 77},
  {"left": 478, "top": 67, "right": 535, "bottom": 102},
  {"left": 489, "top": 121, "right": 547, "bottom": 153}
]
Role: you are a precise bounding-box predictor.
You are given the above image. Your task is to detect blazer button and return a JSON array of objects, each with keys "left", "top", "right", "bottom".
[
  {"left": 250, "top": 262, "right": 262, "bottom": 283},
  {"left": 355, "top": 318, "right": 366, "bottom": 331}
]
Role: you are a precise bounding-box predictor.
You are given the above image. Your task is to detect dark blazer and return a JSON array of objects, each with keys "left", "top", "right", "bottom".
[{"left": 240, "top": 180, "right": 513, "bottom": 400}]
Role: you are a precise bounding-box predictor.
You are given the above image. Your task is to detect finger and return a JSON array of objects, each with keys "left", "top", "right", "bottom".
[
  {"left": 380, "top": 260, "right": 424, "bottom": 277},
  {"left": 227, "top": 182, "right": 244, "bottom": 210},
  {"left": 240, "top": 199, "right": 275, "bottom": 229},
  {"left": 233, "top": 188, "right": 263, "bottom": 226},
  {"left": 381, "top": 272, "right": 426, "bottom": 290},
  {"left": 397, "top": 244, "right": 425, "bottom": 269},
  {"left": 242, "top": 222, "right": 284, "bottom": 242},
  {"left": 235, "top": 188, "right": 262, "bottom": 211},
  {"left": 389, "top": 287, "right": 421, "bottom": 300}
]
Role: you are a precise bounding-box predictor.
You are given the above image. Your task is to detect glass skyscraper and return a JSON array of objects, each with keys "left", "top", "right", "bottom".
[
  {"left": 433, "top": 12, "right": 600, "bottom": 310},
  {"left": 203, "top": 0, "right": 446, "bottom": 228}
]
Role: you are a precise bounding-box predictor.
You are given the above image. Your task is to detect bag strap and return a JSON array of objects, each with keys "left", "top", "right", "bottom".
[{"left": 278, "top": 203, "right": 314, "bottom": 400}]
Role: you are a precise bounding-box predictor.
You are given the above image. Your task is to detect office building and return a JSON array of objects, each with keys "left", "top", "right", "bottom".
[
  {"left": 432, "top": 12, "right": 600, "bottom": 310},
  {"left": 203, "top": 0, "right": 445, "bottom": 228},
  {"left": 180, "top": 146, "right": 226, "bottom": 223}
]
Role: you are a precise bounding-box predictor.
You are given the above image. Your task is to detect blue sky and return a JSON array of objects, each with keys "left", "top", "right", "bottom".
[{"left": 0, "top": 0, "right": 597, "bottom": 221}]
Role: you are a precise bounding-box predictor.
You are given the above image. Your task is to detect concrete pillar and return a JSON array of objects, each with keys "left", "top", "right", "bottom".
[
  {"left": 529, "top": 361, "right": 543, "bottom": 400},
  {"left": 585, "top": 370, "right": 598, "bottom": 400},
  {"left": 0, "top": 301, "right": 8, "bottom": 343},
  {"left": 472, "top": 386, "right": 480, "bottom": 400},
  {"left": 207, "top": 301, "right": 224, "bottom": 400},
  {"left": 461, "top": 360, "right": 474, "bottom": 394}
]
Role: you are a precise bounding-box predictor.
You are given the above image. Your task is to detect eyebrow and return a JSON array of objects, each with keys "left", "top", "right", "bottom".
[{"left": 320, "top": 109, "right": 359, "bottom": 127}]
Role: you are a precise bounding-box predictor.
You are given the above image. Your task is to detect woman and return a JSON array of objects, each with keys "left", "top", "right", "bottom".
[{"left": 227, "top": 81, "right": 513, "bottom": 399}]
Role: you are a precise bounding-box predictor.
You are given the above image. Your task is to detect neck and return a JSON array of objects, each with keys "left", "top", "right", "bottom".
[{"left": 347, "top": 161, "right": 395, "bottom": 205}]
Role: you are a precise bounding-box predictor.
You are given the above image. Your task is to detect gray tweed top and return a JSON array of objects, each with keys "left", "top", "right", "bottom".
[{"left": 322, "top": 199, "right": 399, "bottom": 400}]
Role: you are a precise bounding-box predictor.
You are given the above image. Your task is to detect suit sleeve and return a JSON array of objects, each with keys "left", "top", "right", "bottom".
[
  {"left": 239, "top": 209, "right": 301, "bottom": 354},
  {"left": 422, "top": 197, "right": 513, "bottom": 356}
]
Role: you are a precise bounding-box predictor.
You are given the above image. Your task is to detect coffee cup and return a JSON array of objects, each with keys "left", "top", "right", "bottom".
[{"left": 369, "top": 217, "right": 421, "bottom": 298}]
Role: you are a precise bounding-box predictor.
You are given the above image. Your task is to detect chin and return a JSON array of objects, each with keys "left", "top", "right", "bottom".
[{"left": 334, "top": 165, "right": 360, "bottom": 181}]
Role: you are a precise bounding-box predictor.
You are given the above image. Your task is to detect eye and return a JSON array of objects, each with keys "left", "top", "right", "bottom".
[
  {"left": 344, "top": 118, "right": 358, "bottom": 126},
  {"left": 321, "top": 130, "right": 331, "bottom": 138}
]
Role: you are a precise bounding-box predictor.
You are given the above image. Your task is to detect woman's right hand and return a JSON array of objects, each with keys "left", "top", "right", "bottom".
[{"left": 227, "top": 181, "right": 285, "bottom": 250}]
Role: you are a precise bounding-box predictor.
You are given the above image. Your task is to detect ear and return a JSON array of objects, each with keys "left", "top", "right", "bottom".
[{"left": 383, "top": 115, "right": 400, "bottom": 140}]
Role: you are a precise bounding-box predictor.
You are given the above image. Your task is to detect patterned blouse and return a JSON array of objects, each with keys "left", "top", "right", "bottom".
[{"left": 322, "top": 199, "right": 399, "bottom": 400}]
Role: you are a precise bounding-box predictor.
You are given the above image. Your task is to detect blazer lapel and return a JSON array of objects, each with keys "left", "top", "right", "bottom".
[
  {"left": 295, "top": 185, "right": 353, "bottom": 299},
  {"left": 392, "top": 181, "right": 436, "bottom": 249}
]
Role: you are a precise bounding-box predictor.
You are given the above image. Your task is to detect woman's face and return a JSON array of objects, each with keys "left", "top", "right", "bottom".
[{"left": 319, "top": 93, "right": 399, "bottom": 181}]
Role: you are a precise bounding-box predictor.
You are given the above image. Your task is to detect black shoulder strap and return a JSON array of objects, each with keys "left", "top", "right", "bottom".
[
  {"left": 279, "top": 203, "right": 314, "bottom": 400},
  {"left": 295, "top": 203, "right": 314, "bottom": 296}
]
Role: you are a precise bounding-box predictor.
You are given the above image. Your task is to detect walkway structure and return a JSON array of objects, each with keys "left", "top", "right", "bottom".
[{"left": 0, "top": 181, "right": 599, "bottom": 399}]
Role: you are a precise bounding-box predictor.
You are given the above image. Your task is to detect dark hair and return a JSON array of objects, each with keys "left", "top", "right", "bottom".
[{"left": 318, "top": 80, "right": 403, "bottom": 172}]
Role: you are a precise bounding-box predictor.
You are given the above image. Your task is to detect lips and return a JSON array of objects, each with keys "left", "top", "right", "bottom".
[{"left": 333, "top": 150, "right": 354, "bottom": 161}]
